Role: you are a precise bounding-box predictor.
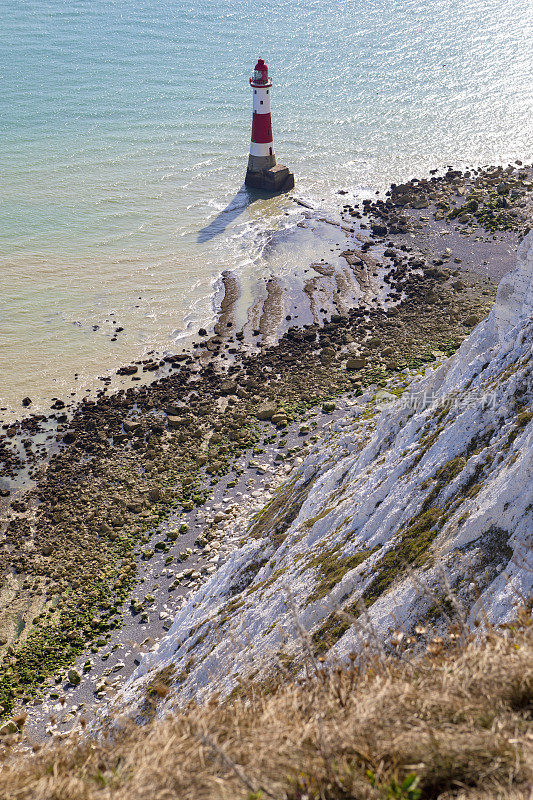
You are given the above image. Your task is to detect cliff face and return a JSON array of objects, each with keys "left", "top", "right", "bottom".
[{"left": 122, "top": 232, "right": 533, "bottom": 708}]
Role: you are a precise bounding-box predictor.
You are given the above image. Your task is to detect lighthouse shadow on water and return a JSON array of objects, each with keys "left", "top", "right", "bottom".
[{"left": 196, "top": 185, "right": 260, "bottom": 244}]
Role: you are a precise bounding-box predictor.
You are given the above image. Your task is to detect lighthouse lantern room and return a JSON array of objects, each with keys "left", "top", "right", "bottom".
[{"left": 245, "top": 58, "right": 294, "bottom": 193}]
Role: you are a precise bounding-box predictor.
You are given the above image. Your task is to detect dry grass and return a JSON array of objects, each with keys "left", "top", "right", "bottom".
[{"left": 0, "top": 621, "right": 531, "bottom": 800}]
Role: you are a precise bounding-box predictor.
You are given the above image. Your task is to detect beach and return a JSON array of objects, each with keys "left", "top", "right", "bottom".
[{"left": 0, "top": 162, "right": 531, "bottom": 738}]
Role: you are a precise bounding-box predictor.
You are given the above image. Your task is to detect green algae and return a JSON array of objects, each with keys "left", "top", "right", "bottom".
[{"left": 307, "top": 545, "right": 380, "bottom": 602}]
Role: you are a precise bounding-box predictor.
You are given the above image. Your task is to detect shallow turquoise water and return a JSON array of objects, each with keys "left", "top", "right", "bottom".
[{"left": 1, "top": 0, "right": 531, "bottom": 412}]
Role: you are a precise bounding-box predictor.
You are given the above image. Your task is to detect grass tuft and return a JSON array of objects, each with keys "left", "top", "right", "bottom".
[{"left": 1, "top": 621, "right": 531, "bottom": 799}]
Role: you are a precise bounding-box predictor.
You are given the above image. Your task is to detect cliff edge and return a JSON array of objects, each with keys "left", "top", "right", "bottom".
[{"left": 122, "top": 231, "right": 532, "bottom": 708}]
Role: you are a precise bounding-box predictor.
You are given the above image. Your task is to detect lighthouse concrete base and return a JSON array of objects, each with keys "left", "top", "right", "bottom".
[{"left": 245, "top": 163, "right": 294, "bottom": 193}]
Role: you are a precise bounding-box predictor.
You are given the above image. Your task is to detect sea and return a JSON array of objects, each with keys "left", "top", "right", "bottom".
[{"left": 1, "top": 0, "right": 531, "bottom": 416}]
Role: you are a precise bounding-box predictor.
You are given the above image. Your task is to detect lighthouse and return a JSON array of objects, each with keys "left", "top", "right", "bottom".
[{"left": 245, "top": 58, "right": 294, "bottom": 193}]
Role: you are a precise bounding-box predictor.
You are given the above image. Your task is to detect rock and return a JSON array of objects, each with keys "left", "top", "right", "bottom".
[
  {"left": 220, "top": 379, "right": 238, "bottom": 395},
  {"left": 371, "top": 223, "right": 388, "bottom": 236},
  {"left": 148, "top": 487, "right": 162, "bottom": 503},
  {"left": 213, "top": 512, "right": 227, "bottom": 524},
  {"left": 0, "top": 721, "right": 18, "bottom": 736},
  {"left": 143, "top": 360, "right": 159, "bottom": 372},
  {"left": 271, "top": 413, "right": 288, "bottom": 427},
  {"left": 130, "top": 598, "right": 143, "bottom": 614},
  {"left": 123, "top": 419, "right": 141, "bottom": 433},
  {"left": 67, "top": 668, "right": 81, "bottom": 686},
  {"left": 99, "top": 522, "right": 113, "bottom": 536},
  {"left": 464, "top": 314, "right": 480, "bottom": 327},
  {"left": 167, "top": 415, "right": 187, "bottom": 429},
  {"left": 346, "top": 356, "right": 366, "bottom": 370},
  {"left": 165, "top": 402, "right": 186, "bottom": 416},
  {"left": 322, "top": 402, "right": 336, "bottom": 413},
  {"left": 21, "top": 397, "right": 32, "bottom": 407},
  {"left": 320, "top": 346, "right": 336, "bottom": 364},
  {"left": 255, "top": 401, "right": 278, "bottom": 421}
]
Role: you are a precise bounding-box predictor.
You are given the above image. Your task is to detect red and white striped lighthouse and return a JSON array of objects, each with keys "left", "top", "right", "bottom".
[
  {"left": 245, "top": 58, "right": 294, "bottom": 192},
  {"left": 248, "top": 58, "right": 275, "bottom": 173}
]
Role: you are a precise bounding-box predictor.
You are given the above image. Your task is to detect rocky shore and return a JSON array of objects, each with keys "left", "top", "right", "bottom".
[{"left": 0, "top": 161, "right": 531, "bottom": 740}]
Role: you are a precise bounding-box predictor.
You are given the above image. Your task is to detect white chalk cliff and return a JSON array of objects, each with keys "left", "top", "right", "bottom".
[{"left": 121, "top": 231, "right": 533, "bottom": 708}]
